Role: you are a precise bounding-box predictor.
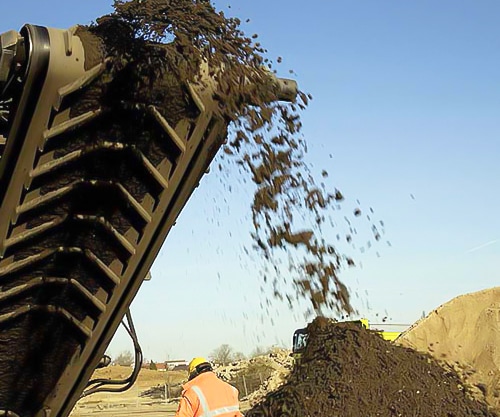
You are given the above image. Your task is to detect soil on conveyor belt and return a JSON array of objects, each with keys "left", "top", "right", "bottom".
[{"left": 247, "top": 317, "right": 498, "bottom": 417}]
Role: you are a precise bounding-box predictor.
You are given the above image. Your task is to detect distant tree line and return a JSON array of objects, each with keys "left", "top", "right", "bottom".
[
  {"left": 110, "top": 343, "right": 281, "bottom": 368},
  {"left": 209, "top": 344, "right": 278, "bottom": 366}
]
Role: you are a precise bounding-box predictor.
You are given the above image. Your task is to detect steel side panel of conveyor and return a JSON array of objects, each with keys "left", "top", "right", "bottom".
[{"left": 0, "top": 25, "right": 228, "bottom": 417}]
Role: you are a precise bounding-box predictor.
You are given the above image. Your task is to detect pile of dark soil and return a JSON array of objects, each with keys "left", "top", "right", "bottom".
[{"left": 247, "top": 318, "right": 497, "bottom": 417}]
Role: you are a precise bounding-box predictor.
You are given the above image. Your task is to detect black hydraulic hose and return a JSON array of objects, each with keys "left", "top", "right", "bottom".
[{"left": 81, "top": 309, "right": 143, "bottom": 397}]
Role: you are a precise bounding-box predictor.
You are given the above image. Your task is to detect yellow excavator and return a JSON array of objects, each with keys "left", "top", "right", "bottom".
[
  {"left": 0, "top": 21, "right": 296, "bottom": 417},
  {"left": 292, "top": 319, "right": 402, "bottom": 359}
]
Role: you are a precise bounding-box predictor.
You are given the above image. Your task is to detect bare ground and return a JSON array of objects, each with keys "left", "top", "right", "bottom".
[{"left": 71, "top": 366, "right": 187, "bottom": 417}]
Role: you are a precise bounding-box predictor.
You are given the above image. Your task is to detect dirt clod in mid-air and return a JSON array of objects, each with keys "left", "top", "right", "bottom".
[
  {"left": 247, "top": 318, "right": 497, "bottom": 417},
  {"left": 73, "top": 0, "right": 372, "bottom": 315}
]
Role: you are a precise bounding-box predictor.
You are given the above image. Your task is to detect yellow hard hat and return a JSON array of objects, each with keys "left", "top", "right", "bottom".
[{"left": 188, "top": 357, "right": 209, "bottom": 375}]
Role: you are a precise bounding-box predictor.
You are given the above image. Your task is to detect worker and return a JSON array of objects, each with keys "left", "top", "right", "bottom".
[{"left": 174, "top": 357, "right": 243, "bottom": 417}]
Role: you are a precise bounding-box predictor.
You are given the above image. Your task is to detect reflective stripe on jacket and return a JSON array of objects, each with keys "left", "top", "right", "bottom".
[{"left": 174, "top": 371, "right": 242, "bottom": 417}]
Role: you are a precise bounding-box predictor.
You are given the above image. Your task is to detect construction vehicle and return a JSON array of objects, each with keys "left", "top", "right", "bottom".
[
  {"left": 0, "top": 22, "right": 297, "bottom": 417},
  {"left": 292, "top": 319, "right": 402, "bottom": 359}
]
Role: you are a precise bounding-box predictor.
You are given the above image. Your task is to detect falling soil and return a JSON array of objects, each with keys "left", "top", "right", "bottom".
[
  {"left": 70, "top": 0, "right": 376, "bottom": 316},
  {"left": 247, "top": 317, "right": 498, "bottom": 417}
]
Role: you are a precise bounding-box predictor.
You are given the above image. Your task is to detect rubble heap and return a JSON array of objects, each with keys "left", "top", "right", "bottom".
[
  {"left": 140, "top": 383, "right": 183, "bottom": 401},
  {"left": 215, "top": 348, "right": 293, "bottom": 404}
]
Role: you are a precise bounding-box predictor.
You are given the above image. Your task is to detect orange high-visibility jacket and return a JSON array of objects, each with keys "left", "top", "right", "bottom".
[{"left": 174, "top": 371, "right": 243, "bottom": 417}]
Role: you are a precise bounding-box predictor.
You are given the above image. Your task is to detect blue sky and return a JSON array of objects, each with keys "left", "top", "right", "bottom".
[{"left": 1, "top": 1, "right": 499, "bottom": 362}]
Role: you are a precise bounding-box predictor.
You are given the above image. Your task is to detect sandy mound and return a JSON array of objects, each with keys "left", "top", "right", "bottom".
[
  {"left": 397, "top": 287, "right": 500, "bottom": 409},
  {"left": 247, "top": 317, "right": 497, "bottom": 417}
]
